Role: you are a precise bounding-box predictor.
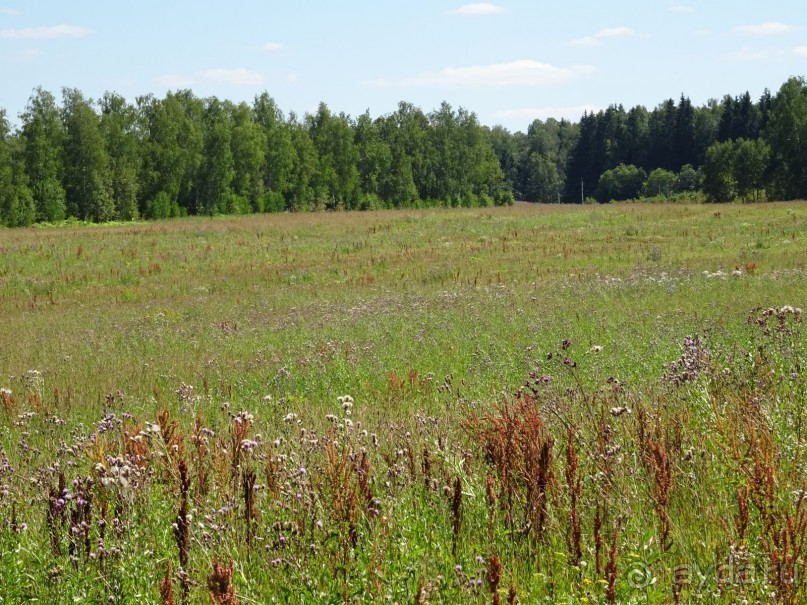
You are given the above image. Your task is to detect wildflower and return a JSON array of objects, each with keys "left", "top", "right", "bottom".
[
  {"left": 283, "top": 413, "right": 298, "bottom": 423},
  {"left": 589, "top": 345, "right": 603, "bottom": 354}
]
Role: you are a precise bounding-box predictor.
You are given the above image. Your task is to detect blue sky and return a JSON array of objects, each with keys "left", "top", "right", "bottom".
[{"left": 2, "top": 1, "right": 806, "bottom": 132}]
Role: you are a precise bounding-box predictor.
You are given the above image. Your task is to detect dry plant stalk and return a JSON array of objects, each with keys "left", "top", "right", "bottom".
[
  {"left": 646, "top": 439, "right": 673, "bottom": 552},
  {"left": 422, "top": 446, "right": 432, "bottom": 491},
  {"left": 324, "top": 440, "right": 359, "bottom": 603},
  {"left": 160, "top": 561, "right": 175, "bottom": 605},
  {"left": 192, "top": 413, "right": 209, "bottom": 501},
  {"left": 242, "top": 468, "right": 256, "bottom": 551},
  {"left": 207, "top": 558, "right": 238, "bottom": 605},
  {"left": 463, "top": 393, "right": 555, "bottom": 542},
  {"left": 414, "top": 578, "right": 424, "bottom": 605},
  {"left": 565, "top": 428, "right": 582, "bottom": 567},
  {"left": 487, "top": 554, "right": 502, "bottom": 605},
  {"left": 765, "top": 489, "right": 807, "bottom": 605},
  {"left": 605, "top": 519, "right": 622, "bottom": 605},
  {"left": 357, "top": 450, "right": 373, "bottom": 510},
  {"left": 507, "top": 583, "right": 517, "bottom": 605},
  {"left": 174, "top": 460, "right": 191, "bottom": 600},
  {"left": 230, "top": 416, "right": 251, "bottom": 476},
  {"left": 157, "top": 408, "right": 183, "bottom": 457},
  {"left": 46, "top": 472, "right": 66, "bottom": 557},
  {"left": 736, "top": 486, "right": 749, "bottom": 544},
  {"left": 485, "top": 474, "right": 497, "bottom": 543},
  {"left": 451, "top": 476, "right": 463, "bottom": 557}
]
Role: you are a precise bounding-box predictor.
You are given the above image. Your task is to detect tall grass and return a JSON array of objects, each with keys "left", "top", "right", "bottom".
[{"left": 0, "top": 202, "right": 805, "bottom": 602}]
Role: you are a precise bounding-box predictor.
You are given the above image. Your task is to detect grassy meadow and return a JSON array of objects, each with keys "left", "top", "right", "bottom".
[{"left": 0, "top": 202, "right": 806, "bottom": 603}]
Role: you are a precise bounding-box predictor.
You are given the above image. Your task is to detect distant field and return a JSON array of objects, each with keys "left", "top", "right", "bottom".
[{"left": 1, "top": 203, "right": 805, "bottom": 603}]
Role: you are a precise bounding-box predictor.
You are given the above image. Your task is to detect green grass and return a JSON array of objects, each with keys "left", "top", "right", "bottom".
[{"left": 0, "top": 202, "right": 806, "bottom": 603}]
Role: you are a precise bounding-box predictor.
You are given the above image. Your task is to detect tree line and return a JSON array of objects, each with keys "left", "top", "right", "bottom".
[
  {"left": 491, "top": 76, "right": 807, "bottom": 204},
  {"left": 0, "top": 90, "right": 512, "bottom": 227},
  {"left": 1, "top": 76, "right": 806, "bottom": 227}
]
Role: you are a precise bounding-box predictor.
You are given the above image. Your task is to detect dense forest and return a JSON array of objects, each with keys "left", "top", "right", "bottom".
[{"left": 1, "top": 76, "right": 806, "bottom": 227}]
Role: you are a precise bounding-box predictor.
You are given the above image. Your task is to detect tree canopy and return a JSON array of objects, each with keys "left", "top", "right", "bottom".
[{"left": 1, "top": 77, "right": 806, "bottom": 226}]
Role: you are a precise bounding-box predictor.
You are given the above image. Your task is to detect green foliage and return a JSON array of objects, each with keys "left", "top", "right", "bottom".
[
  {"left": 674, "top": 163, "right": 702, "bottom": 193},
  {"left": 61, "top": 88, "right": 115, "bottom": 222},
  {"left": 307, "top": 103, "right": 360, "bottom": 209},
  {"left": 19, "top": 88, "right": 67, "bottom": 222},
  {"left": 230, "top": 101, "right": 266, "bottom": 211},
  {"left": 100, "top": 92, "right": 140, "bottom": 221},
  {"left": 703, "top": 140, "right": 737, "bottom": 202},
  {"left": 197, "top": 99, "right": 235, "bottom": 215},
  {"left": 0, "top": 110, "right": 35, "bottom": 227},
  {"left": 702, "top": 138, "right": 770, "bottom": 202},
  {"left": 595, "top": 163, "right": 646, "bottom": 202},
  {"left": 144, "top": 190, "right": 183, "bottom": 219},
  {"left": 5, "top": 76, "right": 807, "bottom": 228},
  {"left": 643, "top": 168, "right": 676, "bottom": 198},
  {"left": 765, "top": 77, "right": 807, "bottom": 199}
]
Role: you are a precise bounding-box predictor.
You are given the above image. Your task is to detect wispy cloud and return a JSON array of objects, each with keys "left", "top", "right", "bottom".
[
  {"left": 201, "top": 68, "right": 264, "bottom": 86},
  {"left": 156, "top": 74, "right": 194, "bottom": 88},
  {"left": 734, "top": 22, "right": 795, "bottom": 36},
  {"left": 571, "top": 26, "right": 634, "bottom": 46},
  {"left": 0, "top": 8, "right": 22, "bottom": 15},
  {"left": 263, "top": 42, "right": 285, "bottom": 51},
  {"left": 794, "top": 46, "right": 807, "bottom": 56},
  {"left": 9, "top": 48, "right": 42, "bottom": 59},
  {"left": 0, "top": 23, "right": 91, "bottom": 39},
  {"left": 373, "top": 59, "right": 593, "bottom": 89},
  {"left": 724, "top": 47, "right": 786, "bottom": 62},
  {"left": 668, "top": 4, "right": 694, "bottom": 13},
  {"left": 494, "top": 105, "right": 602, "bottom": 123},
  {"left": 449, "top": 3, "right": 507, "bottom": 15}
]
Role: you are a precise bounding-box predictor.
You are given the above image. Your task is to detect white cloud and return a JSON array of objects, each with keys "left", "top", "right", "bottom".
[
  {"left": 734, "top": 22, "right": 794, "bottom": 36},
  {"left": 201, "top": 68, "right": 264, "bottom": 86},
  {"left": 724, "top": 47, "right": 786, "bottom": 62},
  {"left": 0, "top": 23, "right": 92, "bottom": 39},
  {"left": 9, "top": 48, "right": 42, "bottom": 59},
  {"left": 263, "top": 42, "right": 284, "bottom": 51},
  {"left": 796, "top": 46, "right": 807, "bottom": 56},
  {"left": 597, "top": 27, "right": 634, "bottom": 38},
  {"left": 156, "top": 74, "right": 194, "bottom": 88},
  {"left": 668, "top": 4, "right": 694, "bottom": 13},
  {"left": 450, "top": 3, "right": 506, "bottom": 15},
  {"left": 495, "top": 105, "right": 603, "bottom": 123},
  {"left": 571, "top": 26, "right": 634, "bottom": 46},
  {"left": 570, "top": 36, "right": 600, "bottom": 47},
  {"left": 373, "top": 59, "right": 593, "bottom": 89},
  {"left": 1, "top": 8, "right": 23, "bottom": 15}
]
